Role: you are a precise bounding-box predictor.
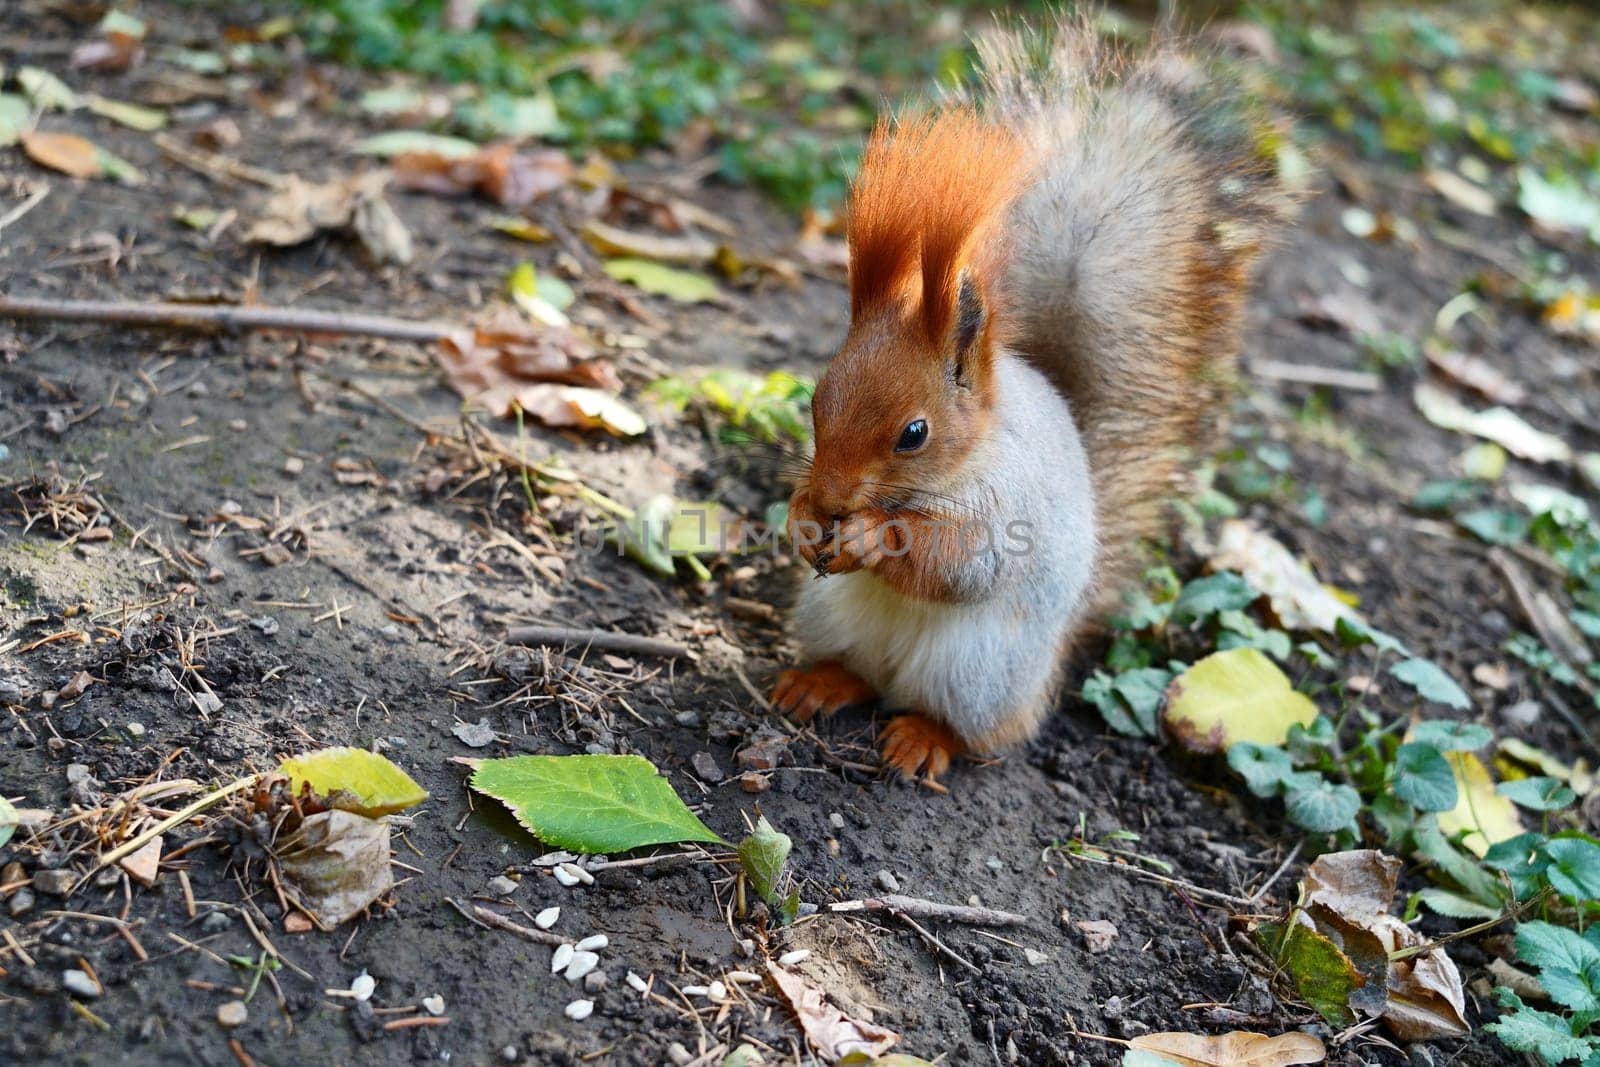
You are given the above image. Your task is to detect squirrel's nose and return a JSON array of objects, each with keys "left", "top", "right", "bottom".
[{"left": 808, "top": 476, "right": 855, "bottom": 525}]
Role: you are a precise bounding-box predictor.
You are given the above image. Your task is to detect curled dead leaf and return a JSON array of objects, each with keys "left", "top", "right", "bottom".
[
  {"left": 277, "top": 809, "right": 393, "bottom": 926},
  {"left": 767, "top": 962, "right": 898, "bottom": 1063},
  {"left": 1128, "top": 1030, "right": 1325, "bottom": 1067},
  {"left": 1210, "top": 520, "right": 1357, "bottom": 634},
  {"left": 392, "top": 144, "right": 572, "bottom": 207},
  {"left": 246, "top": 172, "right": 412, "bottom": 265}
]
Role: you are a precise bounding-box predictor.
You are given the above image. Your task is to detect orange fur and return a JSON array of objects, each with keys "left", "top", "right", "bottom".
[{"left": 847, "top": 109, "right": 1033, "bottom": 344}]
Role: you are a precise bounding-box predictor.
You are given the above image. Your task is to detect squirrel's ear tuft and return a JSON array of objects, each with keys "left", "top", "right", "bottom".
[{"left": 950, "top": 269, "right": 986, "bottom": 386}]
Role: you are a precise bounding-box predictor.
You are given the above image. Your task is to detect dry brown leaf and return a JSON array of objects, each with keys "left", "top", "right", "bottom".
[
  {"left": 1424, "top": 346, "right": 1526, "bottom": 405},
  {"left": 1129, "top": 1030, "right": 1325, "bottom": 1067},
  {"left": 277, "top": 809, "right": 393, "bottom": 926},
  {"left": 246, "top": 173, "right": 412, "bottom": 265},
  {"left": 1385, "top": 949, "right": 1469, "bottom": 1041},
  {"left": 766, "top": 962, "right": 899, "bottom": 1063},
  {"left": 1297, "top": 291, "right": 1383, "bottom": 338},
  {"left": 71, "top": 33, "right": 144, "bottom": 73},
  {"left": 583, "top": 218, "right": 715, "bottom": 264},
  {"left": 20, "top": 130, "right": 103, "bottom": 178},
  {"left": 1210, "top": 520, "right": 1357, "bottom": 634},
  {"left": 392, "top": 144, "right": 572, "bottom": 207}
]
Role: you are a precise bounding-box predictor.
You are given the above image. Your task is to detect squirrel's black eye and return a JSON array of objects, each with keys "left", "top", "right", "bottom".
[{"left": 895, "top": 419, "right": 929, "bottom": 453}]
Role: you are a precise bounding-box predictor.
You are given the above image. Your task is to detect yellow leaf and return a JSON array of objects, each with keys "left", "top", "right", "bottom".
[
  {"left": 1163, "top": 648, "right": 1318, "bottom": 753},
  {"left": 279, "top": 747, "right": 428, "bottom": 817},
  {"left": 603, "top": 258, "right": 720, "bottom": 303},
  {"left": 1436, "top": 751, "right": 1523, "bottom": 857},
  {"left": 1129, "top": 1030, "right": 1326, "bottom": 1066}
]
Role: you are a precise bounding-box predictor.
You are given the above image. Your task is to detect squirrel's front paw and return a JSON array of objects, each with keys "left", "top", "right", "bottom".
[
  {"left": 880, "top": 713, "right": 965, "bottom": 791},
  {"left": 771, "top": 661, "right": 876, "bottom": 722},
  {"left": 818, "top": 511, "right": 905, "bottom": 575}
]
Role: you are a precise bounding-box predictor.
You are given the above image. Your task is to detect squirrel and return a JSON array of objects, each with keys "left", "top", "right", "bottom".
[{"left": 769, "top": 17, "right": 1295, "bottom": 788}]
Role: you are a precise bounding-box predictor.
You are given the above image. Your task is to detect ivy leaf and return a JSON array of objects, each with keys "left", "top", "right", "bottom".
[
  {"left": 279, "top": 747, "right": 428, "bottom": 817},
  {"left": 1393, "top": 742, "right": 1460, "bottom": 812},
  {"left": 1228, "top": 742, "right": 1297, "bottom": 798},
  {"left": 737, "top": 816, "right": 791, "bottom": 911},
  {"left": 1082, "top": 670, "right": 1145, "bottom": 738},
  {"left": 1458, "top": 508, "right": 1531, "bottom": 546},
  {"left": 469, "top": 754, "right": 725, "bottom": 854},
  {"left": 1543, "top": 838, "right": 1600, "bottom": 902},
  {"left": 1499, "top": 777, "right": 1578, "bottom": 812},
  {"left": 1409, "top": 720, "right": 1493, "bottom": 752},
  {"left": 1169, "top": 572, "right": 1257, "bottom": 626},
  {"left": 1334, "top": 615, "right": 1410, "bottom": 655},
  {"left": 1112, "top": 667, "right": 1173, "bottom": 736},
  {"left": 1284, "top": 777, "right": 1362, "bottom": 834},
  {"left": 1486, "top": 990, "right": 1595, "bottom": 1063},
  {"left": 1389, "top": 658, "right": 1471, "bottom": 709}
]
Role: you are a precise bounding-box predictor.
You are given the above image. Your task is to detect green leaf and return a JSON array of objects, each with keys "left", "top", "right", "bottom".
[
  {"left": 1458, "top": 508, "right": 1531, "bottom": 546},
  {"left": 603, "top": 258, "right": 721, "bottom": 303},
  {"left": 84, "top": 94, "right": 166, "bottom": 131},
  {"left": 1487, "top": 990, "right": 1595, "bottom": 1063},
  {"left": 469, "top": 754, "right": 725, "bottom": 854},
  {"left": 1410, "top": 720, "right": 1493, "bottom": 752},
  {"left": 1390, "top": 658, "right": 1471, "bottom": 709},
  {"left": 1518, "top": 166, "right": 1600, "bottom": 243},
  {"left": 1082, "top": 670, "right": 1147, "bottom": 738},
  {"left": 0, "top": 94, "right": 29, "bottom": 147},
  {"left": 356, "top": 130, "right": 480, "bottom": 159},
  {"left": 1544, "top": 838, "right": 1600, "bottom": 901},
  {"left": 1163, "top": 647, "right": 1318, "bottom": 754},
  {"left": 1393, "top": 742, "right": 1460, "bottom": 812},
  {"left": 1112, "top": 668, "right": 1171, "bottom": 736},
  {"left": 1169, "top": 572, "right": 1256, "bottom": 625},
  {"left": 737, "top": 815, "right": 791, "bottom": 910},
  {"left": 1516, "top": 921, "right": 1600, "bottom": 978},
  {"left": 1227, "top": 742, "right": 1297, "bottom": 798},
  {"left": 19, "top": 66, "right": 80, "bottom": 111},
  {"left": 1500, "top": 776, "right": 1578, "bottom": 812},
  {"left": 1285, "top": 777, "right": 1362, "bottom": 834},
  {"left": 279, "top": 747, "right": 428, "bottom": 817},
  {"left": 1334, "top": 615, "right": 1410, "bottom": 655},
  {"left": 1260, "top": 920, "right": 1361, "bottom": 1026},
  {"left": 1416, "top": 825, "right": 1509, "bottom": 907},
  {"left": 1412, "top": 478, "right": 1481, "bottom": 513},
  {"left": 1414, "top": 887, "right": 1501, "bottom": 920},
  {"left": 458, "top": 91, "right": 563, "bottom": 140},
  {"left": 0, "top": 795, "right": 16, "bottom": 850}
]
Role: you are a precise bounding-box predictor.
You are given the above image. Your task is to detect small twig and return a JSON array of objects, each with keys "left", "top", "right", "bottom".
[
  {"left": 1249, "top": 841, "right": 1304, "bottom": 906},
  {"left": 823, "top": 894, "right": 1028, "bottom": 927},
  {"left": 1057, "top": 851, "right": 1255, "bottom": 910},
  {"left": 88, "top": 774, "right": 256, "bottom": 881},
  {"left": 894, "top": 910, "right": 981, "bottom": 974},
  {"left": 0, "top": 181, "right": 51, "bottom": 237},
  {"left": 447, "top": 898, "right": 567, "bottom": 947},
  {"left": 0, "top": 296, "right": 454, "bottom": 344},
  {"left": 1388, "top": 889, "right": 1551, "bottom": 962},
  {"left": 152, "top": 133, "right": 289, "bottom": 190},
  {"left": 505, "top": 624, "right": 689, "bottom": 661},
  {"left": 1249, "top": 359, "right": 1382, "bottom": 392}
]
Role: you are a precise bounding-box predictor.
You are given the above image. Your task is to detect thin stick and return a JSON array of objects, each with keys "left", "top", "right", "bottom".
[
  {"left": 0, "top": 181, "right": 50, "bottom": 237},
  {"left": 1249, "top": 359, "right": 1382, "bottom": 392},
  {"left": 895, "top": 910, "right": 981, "bottom": 974},
  {"left": 88, "top": 774, "right": 256, "bottom": 879},
  {"left": 505, "top": 624, "right": 689, "bottom": 661},
  {"left": 0, "top": 296, "right": 454, "bottom": 344},
  {"left": 823, "top": 894, "right": 1028, "bottom": 927},
  {"left": 1249, "top": 841, "right": 1304, "bottom": 906},
  {"left": 1057, "top": 852, "right": 1255, "bottom": 909},
  {"left": 447, "top": 898, "right": 568, "bottom": 947}
]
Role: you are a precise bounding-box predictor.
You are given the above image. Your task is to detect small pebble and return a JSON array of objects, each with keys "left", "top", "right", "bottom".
[
  {"left": 564, "top": 951, "right": 600, "bottom": 982},
  {"left": 501, "top": 1045, "right": 520, "bottom": 1063},
  {"left": 217, "top": 1001, "right": 248, "bottom": 1028},
  {"left": 875, "top": 870, "right": 900, "bottom": 893},
  {"left": 564, "top": 999, "right": 594, "bottom": 1021},
  {"left": 350, "top": 971, "right": 376, "bottom": 1002},
  {"left": 125, "top": 722, "right": 146, "bottom": 739},
  {"left": 583, "top": 971, "right": 606, "bottom": 994},
  {"left": 551, "top": 943, "right": 574, "bottom": 973},
  {"left": 667, "top": 1042, "right": 693, "bottom": 1065},
  {"left": 828, "top": 812, "right": 845, "bottom": 830},
  {"left": 485, "top": 875, "right": 518, "bottom": 897},
  {"left": 283, "top": 456, "right": 304, "bottom": 475},
  {"left": 574, "top": 934, "right": 608, "bottom": 952},
  {"left": 62, "top": 969, "right": 101, "bottom": 998},
  {"left": 423, "top": 995, "right": 445, "bottom": 1016},
  {"left": 778, "top": 950, "right": 810, "bottom": 966},
  {"left": 534, "top": 906, "right": 560, "bottom": 930},
  {"left": 1024, "top": 948, "right": 1050, "bottom": 967},
  {"left": 625, "top": 971, "right": 648, "bottom": 994},
  {"left": 984, "top": 856, "right": 1004, "bottom": 872},
  {"left": 32, "top": 870, "right": 76, "bottom": 897}
]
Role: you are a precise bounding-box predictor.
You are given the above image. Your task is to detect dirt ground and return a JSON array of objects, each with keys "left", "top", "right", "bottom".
[{"left": 3, "top": 2, "right": 1598, "bottom": 1065}]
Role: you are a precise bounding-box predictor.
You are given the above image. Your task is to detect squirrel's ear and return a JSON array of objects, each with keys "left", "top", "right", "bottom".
[{"left": 949, "top": 269, "right": 986, "bottom": 386}]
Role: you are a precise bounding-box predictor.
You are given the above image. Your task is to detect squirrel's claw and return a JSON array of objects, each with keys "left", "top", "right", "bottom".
[
  {"left": 879, "top": 713, "right": 964, "bottom": 792},
  {"left": 772, "top": 662, "right": 877, "bottom": 723}
]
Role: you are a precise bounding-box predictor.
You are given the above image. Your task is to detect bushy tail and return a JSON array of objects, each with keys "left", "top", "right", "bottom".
[{"left": 973, "top": 13, "right": 1297, "bottom": 617}]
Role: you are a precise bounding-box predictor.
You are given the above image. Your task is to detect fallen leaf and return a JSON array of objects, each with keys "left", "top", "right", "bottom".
[
  {"left": 391, "top": 143, "right": 573, "bottom": 207},
  {"left": 1210, "top": 520, "right": 1357, "bottom": 634},
  {"left": 507, "top": 261, "right": 574, "bottom": 327},
  {"left": 0, "top": 94, "right": 31, "bottom": 146},
  {"left": 1164, "top": 648, "right": 1318, "bottom": 754},
  {"left": 1386, "top": 949, "right": 1469, "bottom": 1041},
  {"left": 1127, "top": 1030, "right": 1326, "bottom": 1067},
  {"left": 70, "top": 11, "right": 147, "bottom": 72},
  {"left": 604, "top": 257, "right": 721, "bottom": 302},
  {"left": 279, "top": 747, "right": 428, "bottom": 818},
  {"left": 277, "top": 809, "right": 392, "bottom": 926},
  {"left": 435, "top": 316, "right": 630, "bottom": 429},
  {"left": 1436, "top": 751, "right": 1523, "bottom": 857},
  {"left": 1518, "top": 167, "right": 1600, "bottom": 242},
  {"left": 1261, "top": 919, "right": 1363, "bottom": 1026},
  {"left": 767, "top": 963, "right": 899, "bottom": 1062},
  {"left": 83, "top": 93, "right": 167, "bottom": 132},
  {"left": 1414, "top": 382, "right": 1572, "bottom": 464},
  {"left": 20, "top": 130, "right": 103, "bottom": 178},
  {"left": 583, "top": 218, "right": 715, "bottom": 265},
  {"left": 1297, "top": 291, "right": 1382, "bottom": 337},
  {"left": 356, "top": 130, "right": 480, "bottom": 159},
  {"left": 469, "top": 753, "right": 724, "bottom": 853},
  {"left": 1423, "top": 347, "right": 1526, "bottom": 405},
  {"left": 18, "top": 67, "right": 81, "bottom": 112},
  {"left": 246, "top": 173, "right": 412, "bottom": 264},
  {"left": 1422, "top": 169, "right": 1496, "bottom": 217}
]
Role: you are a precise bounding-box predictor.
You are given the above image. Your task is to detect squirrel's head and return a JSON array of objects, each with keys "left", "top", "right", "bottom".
[{"left": 804, "top": 110, "right": 1031, "bottom": 522}]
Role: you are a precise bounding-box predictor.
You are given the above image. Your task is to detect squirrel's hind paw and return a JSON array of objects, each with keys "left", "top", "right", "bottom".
[
  {"left": 772, "top": 661, "right": 876, "bottom": 723},
  {"left": 880, "top": 714, "right": 965, "bottom": 792}
]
